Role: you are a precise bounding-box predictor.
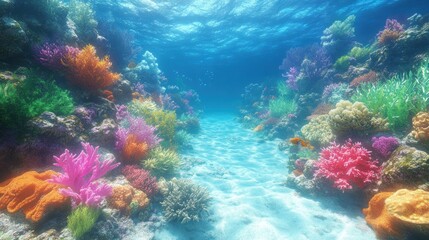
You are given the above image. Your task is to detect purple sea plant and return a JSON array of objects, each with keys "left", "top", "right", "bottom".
[
  {"left": 371, "top": 136, "right": 400, "bottom": 159},
  {"left": 283, "top": 67, "right": 299, "bottom": 91},
  {"left": 36, "top": 43, "right": 79, "bottom": 71},
  {"left": 115, "top": 116, "right": 161, "bottom": 151},
  {"left": 49, "top": 142, "right": 120, "bottom": 208},
  {"left": 115, "top": 104, "right": 129, "bottom": 122}
]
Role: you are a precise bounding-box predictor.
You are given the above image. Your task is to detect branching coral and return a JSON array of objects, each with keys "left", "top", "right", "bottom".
[
  {"left": 50, "top": 142, "right": 120, "bottom": 207},
  {"left": 63, "top": 45, "right": 120, "bottom": 91},
  {"left": 107, "top": 185, "right": 150, "bottom": 215},
  {"left": 321, "top": 15, "right": 356, "bottom": 58},
  {"left": 142, "top": 147, "right": 181, "bottom": 177},
  {"left": 411, "top": 112, "right": 429, "bottom": 142},
  {"left": 0, "top": 170, "right": 69, "bottom": 222},
  {"left": 301, "top": 115, "right": 335, "bottom": 147},
  {"left": 121, "top": 165, "right": 158, "bottom": 198},
  {"left": 314, "top": 139, "right": 380, "bottom": 191},
  {"left": 160, "top": 179, "right": 210, "bottom": 223},
  {"left": 377, "top": 19, "right": 404, "bottom": 45},
  {"left": 328, "top": 100, "right": 388, "bottom": 136}
]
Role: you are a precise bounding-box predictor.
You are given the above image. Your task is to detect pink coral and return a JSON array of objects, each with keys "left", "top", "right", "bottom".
[
  {"left": 314, "top": 139, "right": 380, "bottom": 191},
  {"left": 50, "top": 143, "right": 120, "bottom": 207},
  {"left": 122, "top": 165, "right": 158, "bottom": 198}
]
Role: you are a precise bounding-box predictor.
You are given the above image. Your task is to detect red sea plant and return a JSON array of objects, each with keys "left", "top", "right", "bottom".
[
  {"left": 314, "top": 139, "right": 380, "bottom": 191},
  {"left": 122, "top": 165, "right": 158, "bottom": 198},
  {"left": 63, "top": 45, "right": 120, "bottom": 90}
]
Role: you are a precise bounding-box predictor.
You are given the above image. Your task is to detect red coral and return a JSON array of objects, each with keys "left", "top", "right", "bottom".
[
  {"left": 314, "top": 139, "right": 380, "bottom": 191},
  {"left": 63, "top": 45, "right": 120, "bottom": 91},
  {"left": 122, "top": 165, "right": 158, "bottom": 198},
  {"left": 350, "top": 71, "right": 378, "bottom": 88}
]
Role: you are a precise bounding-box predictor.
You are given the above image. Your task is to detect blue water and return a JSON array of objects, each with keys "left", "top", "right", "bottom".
[{"left": 149, "top": 113, "right": 375, "bottom": 240}]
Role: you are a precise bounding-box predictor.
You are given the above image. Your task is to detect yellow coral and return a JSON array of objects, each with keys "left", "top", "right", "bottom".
[
  {"left": 107, "top": 185, "right": 150, "bottom": 215},
  {"left": 411, "top": 112, "right": 429, "bottom": 142},
  {"left": 385, "top": 189, "right": 429, "bottom": 225},
  {"left": 0, "top": 170, "right": 69, "bottom": 222},
  {"left": 328, "top": 100, "right": 388, "bottom": 135},
  {"left": 301, "top": 115, "right": 334, "bottom": 146}
]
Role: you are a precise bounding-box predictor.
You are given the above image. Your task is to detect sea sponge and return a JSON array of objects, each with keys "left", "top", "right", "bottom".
[
  {"left": 411, "top": 112, "right": 429, "bottom": 142},
  {"left": 385, "top": 189, "right": 429, "bottom": 225},
  {"left": 107, "top": 185, "right": 150, "bottom": 215},
  {"left": 328, "top": 100, "right": 388, "bottom": 136},
  {"left": 301, "top": 115, "right": 335, "bottom": 147},
  {"left": 0, "top": 170, "right": 69, "bottom": 222},
  {"left": 362, "top": 192, "right": 402, "bottom": 239}
]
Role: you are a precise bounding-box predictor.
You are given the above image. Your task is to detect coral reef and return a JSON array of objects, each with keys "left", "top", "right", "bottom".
[
  {"left": 107, "top": 185, "right": 150, "bottom": 215},
  {"left": 0, "top": 170, "right": 69, "bottom": 222},
  {"left": 160, "top": 179, "right": 210, "bottom": 223},
  {"left": 314, "top": 140, "right": 380, "bottom": 191},
  {"left": 50, "top": 143, "right": 120, "bottom": 207}
]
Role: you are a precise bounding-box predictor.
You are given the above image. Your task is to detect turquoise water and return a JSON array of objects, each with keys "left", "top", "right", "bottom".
[{"left": 154, "top": 113, "right": 376, "bottom": 240}]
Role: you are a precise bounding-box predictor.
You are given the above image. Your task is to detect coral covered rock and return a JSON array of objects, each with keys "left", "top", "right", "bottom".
[
  {"left": 411, "top": 112, "right": 429, "bottom": 142},
  {"left": 124, "top": 51, "right": 162, "bottom": 95},
  {"left": 381, "top": 145, "right": 429, "bottom": 189},
  {"left": 0, "top": 17, "right": 28, "bottom": 60},
  {"left": 90, "top": 118, "right": 117, "bottom": 147},
  {"left": 107, "top": 185, "right": 150, "bottom": 215},
  {"left": 328, "top": 100, "right": 388, "bottom": 137},
  {"left": 0, "top": 170, "right": 69, "bottom": 222}
]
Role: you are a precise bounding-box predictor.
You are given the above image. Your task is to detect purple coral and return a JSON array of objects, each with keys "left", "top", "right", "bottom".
[
  {"left": 36, "top": 43, "right": 79, "bottom": 71},
  {"left": 283, "top": 67, "right": 299, "bottom": 91},
  {"left": 50, "top": 142, "right": 120, "bottom": 208},
  {"left": 115, "top": 104, "right": 129, "bottom": 122},
  {"left": 371, "top": 136, "right": 400, "bottom": 159},
  {"left": 115, "top": 116, "right": 161, "bottom": 151}
]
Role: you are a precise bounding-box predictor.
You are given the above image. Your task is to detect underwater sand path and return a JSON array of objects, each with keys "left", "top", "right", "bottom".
[{"left": 155, "top": 113, "right": 376, "bottom": 240}]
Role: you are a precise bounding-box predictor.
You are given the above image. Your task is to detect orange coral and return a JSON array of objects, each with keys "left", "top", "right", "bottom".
[
  {"left": 0, "top": 170, "right": 69, "bottom": 222},
  {"left": 63, "top": 45, "right": 120, "bottom": 91},
  {"left": 411, "top": 112, "right": 429, "bottom": 142},
  {"left": 363, "top": 192, "right": 403, "bottom": 240},
  {"left": 122, "top": 134, "right": 149, "bottom": 162},
  {"left": 378, "top": 30, "right": 402, "bottom": 45},
  {"left": 107, "top": 185, "right": 150, "bottom": 215},
  {"left": 289, "top": 137, "right": 314, "bottom": 150},
  {"left": 102, "top": 90, "right": 115, "bottom": 102}
]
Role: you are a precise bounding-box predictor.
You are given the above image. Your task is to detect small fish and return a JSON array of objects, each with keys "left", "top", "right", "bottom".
[
  {"left": 253, "top": 124, "right": 264, "bottom": 132},
  {"left": 127, "top": 61, "right": 137, "bottom": 69}
]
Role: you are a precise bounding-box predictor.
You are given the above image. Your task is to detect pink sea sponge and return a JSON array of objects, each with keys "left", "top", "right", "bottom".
[
  {"left": 371, "top": 136, "right": 400, "bottom": 159},
  {"left": 314, "top": 139, "right": 381, "bottom": 191},
  {"left": 122, "top": 165, "right": 158, "bottom": 198},
  {"left": 50, "top": 142, "right": 120, "bottom": 208}
]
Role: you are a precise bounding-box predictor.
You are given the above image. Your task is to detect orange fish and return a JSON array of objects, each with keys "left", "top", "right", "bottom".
[
  {"left": 127, "top": 61, "right": 137, "bottom": 69},
  {"left": 253, "top": 124, "right": 264, "bottom": 132},
  {"left": 289, "top": 137, "right": 314, "bottom": 150}
]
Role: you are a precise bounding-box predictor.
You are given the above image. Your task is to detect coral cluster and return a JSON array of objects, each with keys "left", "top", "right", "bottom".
[
  {"left": 107, "top": 185, "right": 150, "bottom": 215},
  {"left": 411, "top": 112, "right": 429, "bottom": 142},
  {"left": 371, "top": 136, "right": 400, "bottom": 159},
  {"left": 301, "top": 115, "right": 334, "bottom": 147},
  {"left": 0, "top": 170, "right": 69, "bottom": 222},
  {"left": 121, "top": 165, "right": 158, "bottom": 198},
  {"left": 314, "top": 140, "right": 380, "bottom": 191}
]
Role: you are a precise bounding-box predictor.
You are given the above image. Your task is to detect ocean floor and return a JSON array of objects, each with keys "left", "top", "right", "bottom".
[{"left": 151, "top": 113, "right": 376, "bottom": 240}]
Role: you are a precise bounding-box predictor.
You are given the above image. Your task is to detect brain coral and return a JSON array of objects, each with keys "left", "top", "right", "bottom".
[
  {"left": 385, "top": 189, "right": 429, "bottom": 225},
  {"left": 301, "top": 115, "right": 335, "bottom": 147},
  {"left": 328, "top": 100, "right": 388, "bottom": 136},
  {"left": 411, "top": 112, "right": 429, "bottom": 142}
]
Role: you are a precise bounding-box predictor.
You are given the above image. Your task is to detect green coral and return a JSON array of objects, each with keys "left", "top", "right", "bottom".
[
  {"left": 334, "top": 55, "right": 352, "bottom": 72},
  {"left": 160, "top": 179, "right": 210, "bottom": 223},
  {"left": 301, "top": 115, "right": 335, "bottom": 147},
  {"left": 143, "top": 147, "right": 181, "bottom": 177},
  {"left": 67, "top": 206, "right": 100, "bottom": 239},
  {"left": 0, "top": 70, "right": 74, "bottom": 131},
  {"left": 352, "top": 59, "right": 429, "bottom": 130},
  {"left": 321, "top": 15, "right": 355, "bottom": 52},
  {"left": 129, "top": 100, "right": 177, "bottom": 145},
  {"left": 328, "top": 100, "right": 388, "bottom": 136},
  {"left": 349, "top": 46, "right": 372, "bottom": 62}
]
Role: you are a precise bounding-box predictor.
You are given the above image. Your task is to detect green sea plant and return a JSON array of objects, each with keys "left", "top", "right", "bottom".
[
  {"left": 67, "top": 206, "right": 101, "bottom": 239},
  {"left": 160, "top": 179, "right": 210, "bottom": 223},
  {"left": 174, "top": 130, "right": 192, "bottom": 149},
  {"left": 301, "top": 115, "right": 335, "bottom": 147},
  {"left": 349, "top": 46, "right": 372, "bottom": 62},
  {"left": 0, "top": 70, "right": 74, "bottom": 131},
  {"left": 142, "top": 147, "right": 181, "bottom": 177},
  {"left": 352, "top": 60, "right": 429, "bottom": 130},
  {"left": 269, "top": 98, "right": 297, "bottom": 118},
  {"left": 334, "top": 55, "right": 352, "bottom": 72}
]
